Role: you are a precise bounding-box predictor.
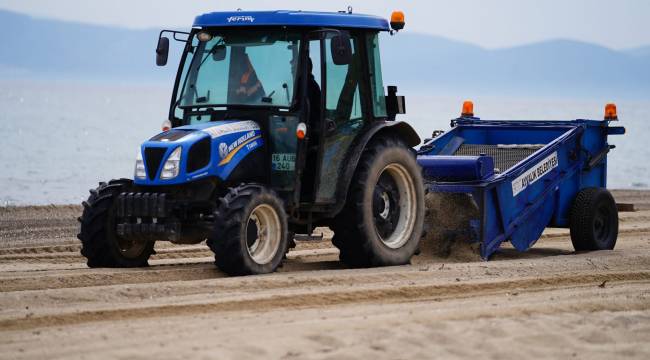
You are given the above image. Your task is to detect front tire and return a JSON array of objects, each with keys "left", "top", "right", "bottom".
[
  {"left": 208, "top": 184, "right": 289, "bottom": 276},
  {"left": 332, "top": 137, "right": 425, "bottom": 267},
  {"left": 78, "top": 179, "right": 154, "bottom": 267},
  {"left": 570, "top": 187, "right": 619, "bottom": 251}
]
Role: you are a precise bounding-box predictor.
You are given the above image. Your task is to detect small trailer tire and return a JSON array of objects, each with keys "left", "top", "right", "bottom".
[{"left": 570, "top": 187, "right": 619, "bottom": 251}]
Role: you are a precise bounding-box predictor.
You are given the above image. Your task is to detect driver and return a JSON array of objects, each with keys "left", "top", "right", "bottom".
[{"left": 233, "top": 53, "right": 265, "bottom": 103}]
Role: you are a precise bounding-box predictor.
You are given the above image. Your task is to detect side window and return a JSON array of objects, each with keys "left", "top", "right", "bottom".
[
  {"left": 366, "top": 33, "right": 387, "bottom": 117},
  {"left": 324, "top": 35, "right": 362, "bottom": 123}
]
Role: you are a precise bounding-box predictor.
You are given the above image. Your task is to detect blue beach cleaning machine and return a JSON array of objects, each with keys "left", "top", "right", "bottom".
[{"left": 417, "top": 102, "right": 626, "bottom": 259}]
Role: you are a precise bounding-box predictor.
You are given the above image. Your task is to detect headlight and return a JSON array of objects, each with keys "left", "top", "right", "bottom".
[
  {"left": 160, "top": 147, "right": 182, "bottom": 179},
  {"left": 134, "top": 150, "right": 146, "bottom": 179}
]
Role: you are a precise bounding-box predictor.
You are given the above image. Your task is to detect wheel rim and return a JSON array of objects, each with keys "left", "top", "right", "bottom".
[
  {"left": 372, "top": 163, "right": 417, "bottom": 249},
  {"left": 246, "top": 204, "right": 282, "bottom": 265},
  {"left": 593, "top": 204, "right": 612, "bottom": 247}
]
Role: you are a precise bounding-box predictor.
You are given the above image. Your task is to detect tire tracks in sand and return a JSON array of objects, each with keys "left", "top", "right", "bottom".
[{"left": 1, "top": 270, "right": 648, "bottom": 331}]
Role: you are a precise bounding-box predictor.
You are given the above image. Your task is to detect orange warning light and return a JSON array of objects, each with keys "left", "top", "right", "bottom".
[
  {"left": 461, "top": 100, "right": 474, "bottom": 117},
  {"left": 604, "top": 103, "right": 618, "bottom": 121},
  {"left": 390, "top": 11, "right": 405, "bottom": 31}
]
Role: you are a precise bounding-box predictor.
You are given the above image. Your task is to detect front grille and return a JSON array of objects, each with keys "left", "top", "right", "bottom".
[
  {"left": 454, "top": 144, "right": 544, "bottom": 173},
  {"left": 187, "top": 137, "right": 211, "bottom": 173},
  {"left": 144, "top": 147, "right": 167, "bottom": 180}
]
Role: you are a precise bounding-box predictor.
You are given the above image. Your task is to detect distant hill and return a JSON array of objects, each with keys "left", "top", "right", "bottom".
[{"left": 1, "top": 10, "right": 648, "bottom": 98}]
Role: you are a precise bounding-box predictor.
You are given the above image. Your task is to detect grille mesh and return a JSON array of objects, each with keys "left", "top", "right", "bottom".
[
  {"left": 144, "top": 147, "right": 167, "bottom": 180},
  {"left": 454, "top": 144, "right": 544, "bottom": 173}
]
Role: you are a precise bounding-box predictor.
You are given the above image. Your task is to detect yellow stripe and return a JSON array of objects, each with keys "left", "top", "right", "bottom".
[{"left": 218, "top": 136, "right": 261, "bottom": 166}]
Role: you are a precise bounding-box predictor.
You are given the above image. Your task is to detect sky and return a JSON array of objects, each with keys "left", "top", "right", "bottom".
[{"left": 0, "top": 0, "right": 648, "bottom": 50}]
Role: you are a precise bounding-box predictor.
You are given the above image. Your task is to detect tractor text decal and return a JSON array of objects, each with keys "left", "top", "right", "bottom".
[
  {"left": 227, "top": 16, "right": 255, "bottom": 23},
  {"left": 511, "top": 151, "right": 558, "bottom": 197},
  {"left": 217, "top": 131, "right": 261, "bottom": 166}
]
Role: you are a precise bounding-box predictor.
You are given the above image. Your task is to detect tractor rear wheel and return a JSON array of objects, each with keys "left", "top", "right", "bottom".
[
  {"left": 78, "top": 179, "right": 154, "bottom": 267},
  {"left": 570, "top": 187, "right": 619, "bottom": 251},
  {"left": 332, "top": 137, "right": 425, "bottom": 267},
  {"left": 208, "top": 184, "right": 289, "bottom": 276}
]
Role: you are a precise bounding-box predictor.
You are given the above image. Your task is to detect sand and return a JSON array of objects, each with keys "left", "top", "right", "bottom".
[{"left": 0, "top": 190, "right": 649, "bottom": 359}]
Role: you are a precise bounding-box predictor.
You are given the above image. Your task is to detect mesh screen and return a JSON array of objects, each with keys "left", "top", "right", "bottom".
[{"left": 454, "top": 144, "right": 543, "bottom": 173}]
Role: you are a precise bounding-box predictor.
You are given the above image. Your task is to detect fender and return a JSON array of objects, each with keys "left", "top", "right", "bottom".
[{"left": 328, "top": 120, "right": 420, "bottom": 217}]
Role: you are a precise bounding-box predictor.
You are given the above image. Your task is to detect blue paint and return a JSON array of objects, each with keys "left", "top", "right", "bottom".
[
  {"left": 193, "top": 10, "right": 390, "bottom": 31},
  {"left": 134, "top": 121, "right": 264, "bottom": 186},
  {"left": 418, "top": 118, "right": 625, "bottom": 259}
]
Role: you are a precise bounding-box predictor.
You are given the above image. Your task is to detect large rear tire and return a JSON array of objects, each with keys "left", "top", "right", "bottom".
[
  {"left": 78, "top": 179, "right": 154, "bottom": 267},
  {"left": 331, "top": 137, "right": 425, "bottom": 267},
  {"left": 208, "top": 184, "right": 289, "bottom": 276},
  {"left": 570, "top": 187, "right": 619, "bottom": 251}
]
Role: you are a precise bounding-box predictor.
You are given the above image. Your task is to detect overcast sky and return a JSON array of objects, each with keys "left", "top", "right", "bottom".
[{"left": 1, "top": 0, "right": 648, "bottom": 49}]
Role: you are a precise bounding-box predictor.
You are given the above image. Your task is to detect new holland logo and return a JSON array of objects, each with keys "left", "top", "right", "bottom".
[
  {"left": 227, "top": 16, "right": 255, "bottom": 23},
  {"left": 218, "top": 142, "right": 229, "bottom": 159}
]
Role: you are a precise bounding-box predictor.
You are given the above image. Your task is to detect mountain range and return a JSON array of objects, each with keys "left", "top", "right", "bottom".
[{"left": 1, "top": 10, "right": 648, "bottom": 98}]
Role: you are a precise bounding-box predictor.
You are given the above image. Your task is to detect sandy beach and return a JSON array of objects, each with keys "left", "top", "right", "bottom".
[{"left": 0, "top": 189, "right": 649, "bottom": 359}]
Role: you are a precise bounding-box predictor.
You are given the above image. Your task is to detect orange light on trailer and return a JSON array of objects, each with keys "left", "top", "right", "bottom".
[
  {"left": 461, "top": 100, "right": 474, "bottom": 117},
  {"left": 604, "top": 103, "right": 618, "bottom": 121},
  {"left": 296, "top": 122, "right": 307, "bottom": 140},
  {"left": 390, "top": 11, "right": 405, "bottom": 31}
]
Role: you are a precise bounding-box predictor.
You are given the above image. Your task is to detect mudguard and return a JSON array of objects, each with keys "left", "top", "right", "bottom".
[{"left": 134, "top": 121, "right": 264, "bottom": 186}]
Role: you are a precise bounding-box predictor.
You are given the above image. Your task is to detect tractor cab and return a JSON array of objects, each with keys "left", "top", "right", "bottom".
[{"left": 155, "top": 10, "right": 412, "bottom": 213}]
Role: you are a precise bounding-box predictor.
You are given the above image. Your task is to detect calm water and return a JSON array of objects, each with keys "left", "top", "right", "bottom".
[{"left": 1, "top": 80, "right": 648, "bottom": 206}]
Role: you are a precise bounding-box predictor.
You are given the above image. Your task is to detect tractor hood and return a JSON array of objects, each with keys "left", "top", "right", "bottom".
[{"left": 134, "top": 120, "right": 263, "bottom": 186}]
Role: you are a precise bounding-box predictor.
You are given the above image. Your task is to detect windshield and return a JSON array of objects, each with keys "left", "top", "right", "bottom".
[{"left": 175, "top": 30, "right": 301, "bottom": 111}]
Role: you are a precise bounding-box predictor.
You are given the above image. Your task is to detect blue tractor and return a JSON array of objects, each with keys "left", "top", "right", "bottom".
[{"left": 78, "top": 10, "right": 425, "bottom": 275}]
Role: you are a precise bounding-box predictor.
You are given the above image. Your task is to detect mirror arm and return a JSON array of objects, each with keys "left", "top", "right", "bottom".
[{"left": 159, "top": 29, "right": 191, "bottom": 43}]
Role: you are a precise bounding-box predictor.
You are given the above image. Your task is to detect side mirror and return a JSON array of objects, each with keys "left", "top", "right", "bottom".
[
  {"left": 330, "top": 32, "right": 352, "bottom": 65},
  {"left": 212, "top": 45, "right": 227, "bottom": 61},
  {"left": 386, "top": 86, "right": 406, "bottom": 120},
  {"left": 156, "top": 37, "right": 170, "bottom": 66}
]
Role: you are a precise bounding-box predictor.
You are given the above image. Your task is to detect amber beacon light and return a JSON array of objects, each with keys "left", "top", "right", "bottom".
[
  {"left": 461, "top": 100, "right": 474, "bottom": 117},
  {"left": 604, "top": 103, "right": 618, "bottom": 121},
  {"left": 390, "top": 11, "right": 405, "bottom": 31}
]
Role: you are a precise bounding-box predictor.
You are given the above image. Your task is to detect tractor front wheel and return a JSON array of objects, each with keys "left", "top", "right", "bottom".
[
  {"left": 78, "top": 179, "right": 154, "bottom": 267},
  {"left": 208, "top": 184, "right": 289, "bottom": 276},
  {"left": 332, "top": 137, "right": 425, "bottom": 267}
]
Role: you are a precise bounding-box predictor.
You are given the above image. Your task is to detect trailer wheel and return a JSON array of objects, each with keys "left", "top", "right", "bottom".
[
  {"left": 570, "top": 187, "right": 619, "bottom": 251},
  {"left": 208, "top": 184, "right": 288, "bottom": 276},
  {"left": 78, "top": 179, "right": 154, "bottom": 267},
  {"left": 332, "top": 137, "right": 425, "bottom": 267}
]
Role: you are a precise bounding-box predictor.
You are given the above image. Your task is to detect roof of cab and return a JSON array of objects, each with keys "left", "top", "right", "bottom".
[{"left": 193, "top": 10, "right": 390, "bottom": 31}]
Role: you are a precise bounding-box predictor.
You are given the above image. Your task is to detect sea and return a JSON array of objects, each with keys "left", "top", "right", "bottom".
[{"left": 1, "top": 79, "right": 648, "bottom": 206}]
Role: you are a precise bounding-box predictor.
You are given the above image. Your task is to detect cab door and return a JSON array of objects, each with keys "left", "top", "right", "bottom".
[{"left": 312, "top": 32, "right": 367, "bottom": 204}]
